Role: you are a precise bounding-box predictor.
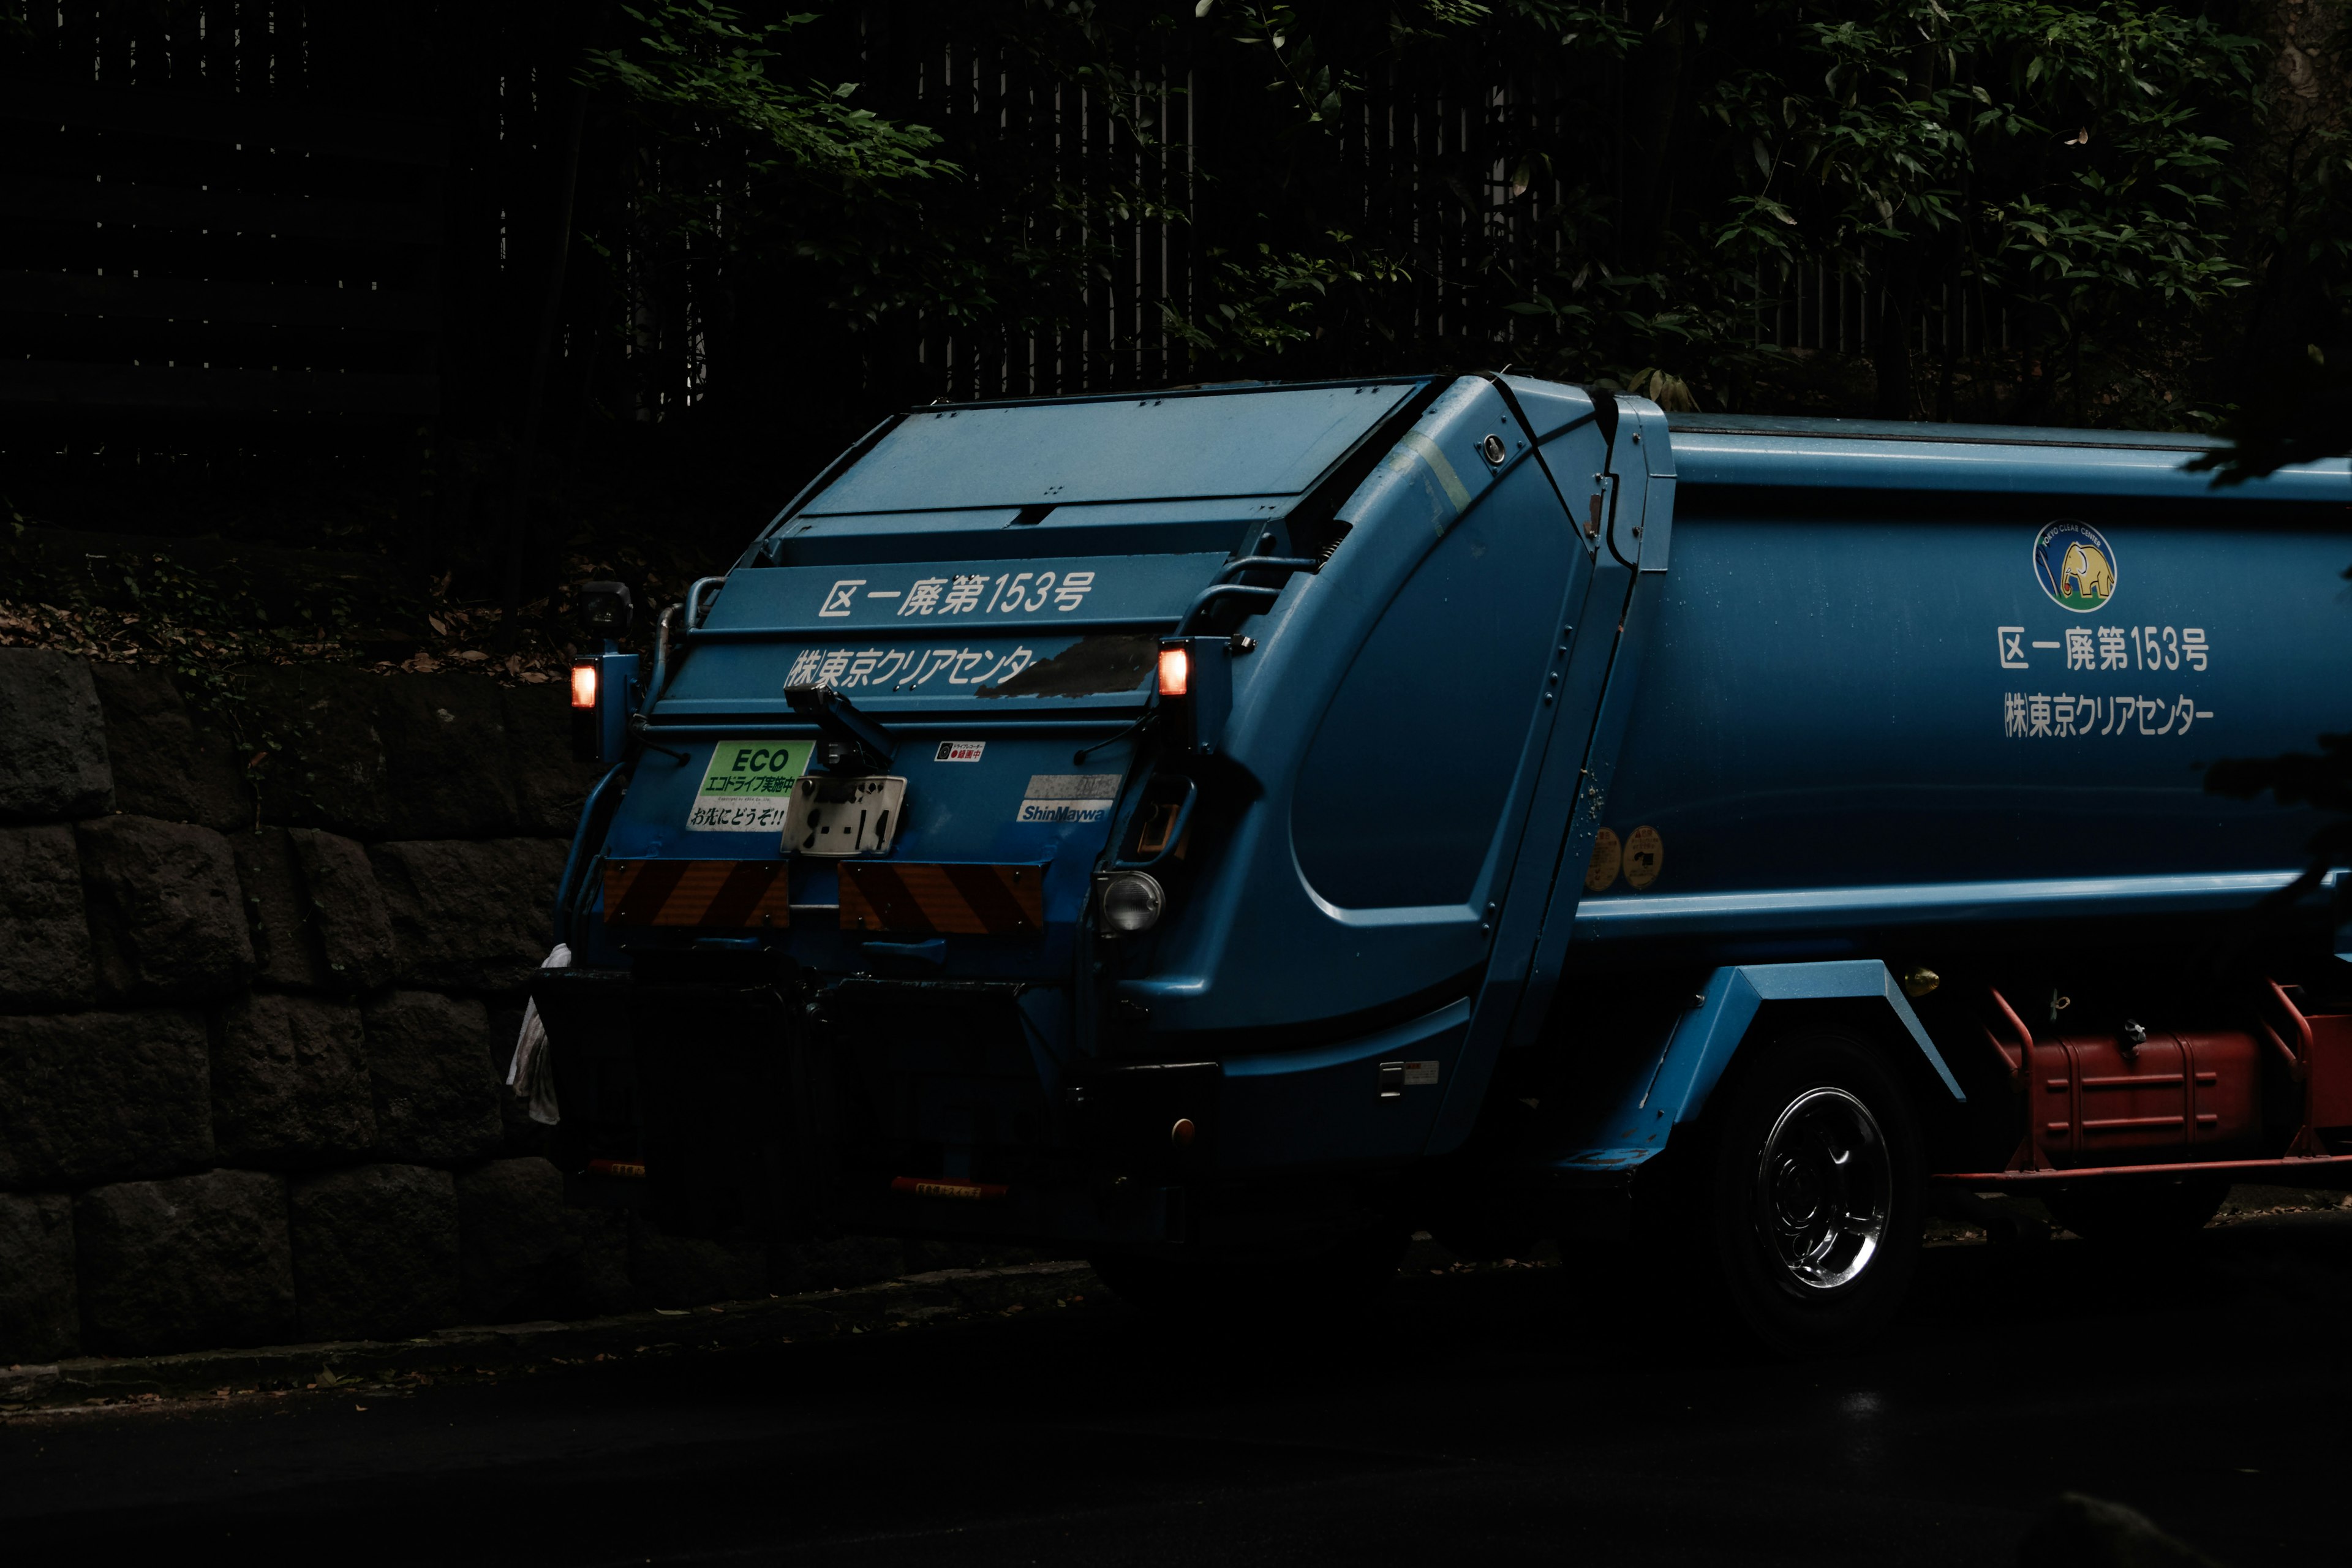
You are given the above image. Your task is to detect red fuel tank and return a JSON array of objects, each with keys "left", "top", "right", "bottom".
[{"left": 2032, "top": 1030, "right": 2262, "bottom": 1165}]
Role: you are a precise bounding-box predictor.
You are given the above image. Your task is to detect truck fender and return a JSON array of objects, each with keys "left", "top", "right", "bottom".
[{"left": 1552, "top": 960, "right": 1963, "bottom": 1173}]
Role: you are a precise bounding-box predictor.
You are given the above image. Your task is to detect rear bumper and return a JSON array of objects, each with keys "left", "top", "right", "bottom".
[
  {"left": 530, "top": 968, "right": 1200, "bottom": 1246},
  {"left": 529, "top": 967, "right": 1464, "bottom": 1247}
]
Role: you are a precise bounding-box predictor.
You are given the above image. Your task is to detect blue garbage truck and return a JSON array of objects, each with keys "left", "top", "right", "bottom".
[{"left": 535, "top": 373, "right": 2352, "bottom": 1351}]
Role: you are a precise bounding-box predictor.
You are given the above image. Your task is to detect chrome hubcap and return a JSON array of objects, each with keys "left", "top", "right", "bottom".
[{"left": 1753, "top": 1086, "right": 1890, "bottom": 1292}]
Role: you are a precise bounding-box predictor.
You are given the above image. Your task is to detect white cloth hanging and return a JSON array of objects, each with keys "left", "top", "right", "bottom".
[{"left": 507, "top": 943, "right": 571, "bottom": 1125}]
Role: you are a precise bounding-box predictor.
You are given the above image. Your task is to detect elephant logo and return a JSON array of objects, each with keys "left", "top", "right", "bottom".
[{"left": 2033, "top": 520, "right": 2118, "bottom": 612}]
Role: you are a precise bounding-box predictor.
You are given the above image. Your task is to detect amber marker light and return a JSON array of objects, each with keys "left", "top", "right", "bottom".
[
  {"left": 570, "top": 662, "right": 600, "bottom": 709},
  {"left": 1157, "top": 645, "right": 1190, "bottom": 698}
]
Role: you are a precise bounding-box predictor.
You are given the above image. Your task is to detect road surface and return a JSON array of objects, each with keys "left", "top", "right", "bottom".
[{"left": 5, "top": 1197, "right": 2346, "bottom": 1566}]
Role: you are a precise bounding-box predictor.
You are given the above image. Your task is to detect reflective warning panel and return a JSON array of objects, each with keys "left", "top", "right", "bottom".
[
  {"left": 605, "top": 860, "right": 791, "bottom": 927},
  {"left": 840, "top": 862, "right": 1046, "bottom": 935}
]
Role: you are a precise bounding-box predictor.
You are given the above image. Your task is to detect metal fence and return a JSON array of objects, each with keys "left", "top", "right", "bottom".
[{"left": 2, "top": 0, "right": 2012, "bottom": 563}]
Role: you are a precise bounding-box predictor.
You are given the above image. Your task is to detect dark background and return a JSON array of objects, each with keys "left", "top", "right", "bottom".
[{"left": 1, "top": 1, "right": 2339, "bottom": 641}]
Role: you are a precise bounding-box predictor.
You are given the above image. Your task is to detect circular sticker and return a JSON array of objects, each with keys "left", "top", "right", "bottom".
[
  {"left": 2032, "top": 519, "right": 2117, "bottom": 614},
  {"left": 1585, "top": 827, "right": 1622, "bottom": 892},
  {"left": 1624, "top": 824, "right": 1664, "bottom": 890}
]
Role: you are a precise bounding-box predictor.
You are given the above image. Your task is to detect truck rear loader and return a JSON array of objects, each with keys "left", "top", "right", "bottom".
[{"left": 535, "top": 374, "right": 2352, "bottom": 1352}]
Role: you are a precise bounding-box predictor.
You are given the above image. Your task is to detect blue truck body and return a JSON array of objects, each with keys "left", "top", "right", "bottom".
[{"left": 537, "top": 374, "right": 2352, "bottom": 1336}]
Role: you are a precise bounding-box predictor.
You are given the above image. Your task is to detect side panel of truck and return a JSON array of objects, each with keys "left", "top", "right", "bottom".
[{"left": 1585, "top": 431, "right": 2352, "bottom": 961}]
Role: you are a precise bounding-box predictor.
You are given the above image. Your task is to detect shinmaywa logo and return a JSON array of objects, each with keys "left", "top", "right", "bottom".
[{"left": 2032, "top": 519, "right": 2117, "bottom": 613}]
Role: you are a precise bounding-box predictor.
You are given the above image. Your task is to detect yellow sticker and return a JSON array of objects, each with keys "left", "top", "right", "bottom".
[
  {"left": 1585, "top": 827, "right": 1622, "bottom": 892},
  {"left": 1624, "top": 824, "right": 1664, "bottom": 890}
]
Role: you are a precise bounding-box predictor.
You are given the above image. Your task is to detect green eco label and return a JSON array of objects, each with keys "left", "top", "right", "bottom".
[{"left": 686, "top": 740, "right": 814, "bottom": 832}]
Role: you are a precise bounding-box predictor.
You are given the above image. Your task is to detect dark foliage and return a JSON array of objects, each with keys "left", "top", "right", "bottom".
[{"left": 4, "top": 1, "right": 2349, "bottom": 854}]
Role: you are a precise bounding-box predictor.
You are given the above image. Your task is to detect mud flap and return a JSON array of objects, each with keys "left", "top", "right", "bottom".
[{"left": 532, "top": 970, "right": 832, "bottom": 1240}]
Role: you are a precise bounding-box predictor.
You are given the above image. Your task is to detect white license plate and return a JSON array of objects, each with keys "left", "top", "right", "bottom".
[{"left": 780, "top": 774, "right": 906, "bottom": 857}]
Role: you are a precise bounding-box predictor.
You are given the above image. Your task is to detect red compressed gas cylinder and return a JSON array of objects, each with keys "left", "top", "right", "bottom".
[{"left": 2031, "top": 1030, "right": 2261, "bottom": 1165}]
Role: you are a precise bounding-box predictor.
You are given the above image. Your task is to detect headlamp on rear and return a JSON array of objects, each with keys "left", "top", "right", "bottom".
[
  {"left": 1096, "top": 870, "right": 1166, "bottom": 935},
  {"left": 576, "top": 580, "right": 633, "bottom": 640}
]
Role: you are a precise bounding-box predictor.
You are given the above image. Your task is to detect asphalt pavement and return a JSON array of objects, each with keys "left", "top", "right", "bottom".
[{"left": 6, "top": 1194, "right": 2350, "bottom": 1567}]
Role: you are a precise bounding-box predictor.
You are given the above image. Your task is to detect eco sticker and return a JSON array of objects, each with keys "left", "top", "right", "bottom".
[
  {"left": 686, "top": 740, "right": 815, "bottom": 832},
  {"left": 2032, "top": 519, "right": 2117, "bottom": 614},
  {"left": 1585, "top": 826, "right": 1622, "bottom": 892},
  {"left": 1623, "top": 824, "right": 1664, "bottom": 891}
]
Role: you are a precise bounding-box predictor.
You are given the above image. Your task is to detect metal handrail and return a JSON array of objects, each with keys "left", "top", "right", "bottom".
[
  {"left": 1173, "top": 582, "right": 1280, "bottom": 635},
  {"left": 551, "top": 763, "right": 627, "bottom": 947},
  {"left": 641, "top": 717, "right": 1144, "bottom": 738},
  {"left": 1167, "top": 552, "right": 1321, "bottom": 634},
  {"left": 685, "top": 612, "right": 1178, "bottom": 643},
  {"left": 1985, "top": 985, "right": 2032, "bottom": 1084},
  {"left": 2257, "top": 978, "right": 2311, "bottom": 1082},
  {"left": 639, "top": 605, "right": 679, "bottom": 717},
  {"left": 1215, "top": 554, "right": 1318, "bottom": 581}
]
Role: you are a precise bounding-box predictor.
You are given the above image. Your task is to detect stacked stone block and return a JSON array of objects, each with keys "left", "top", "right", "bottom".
[{"left": 0, "top": 648, "right": 789, "bottom": 1362}]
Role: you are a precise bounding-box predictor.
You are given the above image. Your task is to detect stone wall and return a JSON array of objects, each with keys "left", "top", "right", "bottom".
[{"left": 0, "top": 650, "right": 958, "bottom": 1364}]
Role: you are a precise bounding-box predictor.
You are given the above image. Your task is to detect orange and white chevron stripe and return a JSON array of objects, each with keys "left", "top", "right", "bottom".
[
  {"left": 840, "top": 862, "right": 1045, "bottom": 935},
  {"left": 603, "top": 859, "right": 792, "bottom": 927}
]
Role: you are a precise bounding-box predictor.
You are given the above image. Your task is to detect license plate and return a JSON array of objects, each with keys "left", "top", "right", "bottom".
[{"left": 781, "top": 774, "right": 907, "bottom": 857}]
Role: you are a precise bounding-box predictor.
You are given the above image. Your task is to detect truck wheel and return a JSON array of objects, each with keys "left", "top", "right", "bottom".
[
  {"left": 1089, "top": 1229, "right": 1407, "bottom": 1317},
  {"left": 2045, "top": 1177, "right": 2230, "bottom": 1245},
  {"left": 1699, "top": 1032, "right": 1924, "bottom": 1357}
]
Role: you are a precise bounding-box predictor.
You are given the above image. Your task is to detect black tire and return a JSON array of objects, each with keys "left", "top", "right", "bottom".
[
  {"left": 1693, "top": 1030, "right": 1925, "bottom": 1358},
  {"left": 1090, "top": 1228, "right": 1408, "bottom": 1317},
  {"left": 2046, "top": 1176, "right": 2230, "bottom": 1245}
]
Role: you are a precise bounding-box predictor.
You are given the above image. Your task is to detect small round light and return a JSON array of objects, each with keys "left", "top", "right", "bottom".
[
  {"left": 1170, "top": 1117, "right": 1196, "bottom": 1148},
  {"left": 1098, "top": 870, "right": 1166, "bottom": 935}
]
